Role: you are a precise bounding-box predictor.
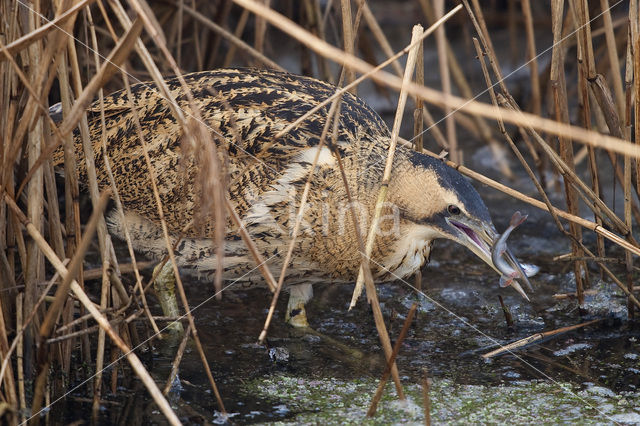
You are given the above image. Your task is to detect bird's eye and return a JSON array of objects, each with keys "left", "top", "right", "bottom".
[{"left": 447, "top": 205, "right": 461, "bottom": 215}]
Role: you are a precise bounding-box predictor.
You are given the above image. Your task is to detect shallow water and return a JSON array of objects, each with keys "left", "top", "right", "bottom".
[{"left": 63, "top": 200, "right": 640, "bottom": 425}]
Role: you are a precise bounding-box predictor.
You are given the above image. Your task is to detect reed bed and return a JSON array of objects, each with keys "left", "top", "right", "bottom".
[{"left": 0, "top": 0, "right": 638, "bottom": 423}]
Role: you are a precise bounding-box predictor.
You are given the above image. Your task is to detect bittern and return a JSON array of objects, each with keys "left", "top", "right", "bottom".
[{"left": 52, "top": 68, "right": 534, "bottom": 328}]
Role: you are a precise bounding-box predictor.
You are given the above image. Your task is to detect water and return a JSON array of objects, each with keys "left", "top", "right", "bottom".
[{"left": 67, "top": 217, "right": 640, "bottom": 424}]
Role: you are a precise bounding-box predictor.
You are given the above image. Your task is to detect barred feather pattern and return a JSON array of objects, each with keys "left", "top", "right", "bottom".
[{"left": 53, "top": 68, "right": 491, "bottom": 287}]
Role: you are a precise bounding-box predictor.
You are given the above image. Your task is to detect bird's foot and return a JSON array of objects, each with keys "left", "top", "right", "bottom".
[
  {"left": 153, "top": 261, "right": 184, "bottom": 335},
  {"left": 286, "top": 303, "right": 310, "bottom": 328},
  {"left": 285, "top": 283, "right": 313, "bottom": 328}
]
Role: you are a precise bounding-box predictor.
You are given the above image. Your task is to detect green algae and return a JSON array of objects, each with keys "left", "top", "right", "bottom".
[{"left": 242, "top": 375, "right": 640, "bottom": 424}]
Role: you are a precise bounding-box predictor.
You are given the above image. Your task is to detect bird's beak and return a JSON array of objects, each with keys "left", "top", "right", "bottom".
[{"left": 445, "top": 216, "right": 531, "bottom": 300}]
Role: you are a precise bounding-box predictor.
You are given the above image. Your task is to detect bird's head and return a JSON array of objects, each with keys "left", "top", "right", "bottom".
[{"left": 389, "top": 150, "right": 529, "bottom": 298}]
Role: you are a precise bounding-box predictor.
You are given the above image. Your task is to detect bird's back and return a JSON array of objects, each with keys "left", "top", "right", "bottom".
[
  {"left": 52, "top": 69, "right": 412, "bottom": 282},
  {"left": 53, "top": 68, "right": 391, "bottom": 237}
]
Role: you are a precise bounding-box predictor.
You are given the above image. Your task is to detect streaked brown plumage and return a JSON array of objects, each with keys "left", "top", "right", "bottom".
[{"left": 53, "top": 68, "right": 526, "bottom": 322}]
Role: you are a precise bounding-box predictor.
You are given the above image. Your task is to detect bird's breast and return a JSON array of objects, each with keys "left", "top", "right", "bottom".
[{"left": 377, "top": 224, "right": 442, "bottom": 280}]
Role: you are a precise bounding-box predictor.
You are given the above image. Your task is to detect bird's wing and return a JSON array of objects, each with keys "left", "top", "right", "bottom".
[{"left": 56, "top": 69, "right": 390, "bottom": 236}]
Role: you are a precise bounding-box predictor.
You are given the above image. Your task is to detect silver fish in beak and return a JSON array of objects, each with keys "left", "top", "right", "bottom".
[
  {"left": 445, "top": 210, "right": 538, "bottom": 300},
  {"left": 491, "top": 211, "right": 538, "bottom": 300}
]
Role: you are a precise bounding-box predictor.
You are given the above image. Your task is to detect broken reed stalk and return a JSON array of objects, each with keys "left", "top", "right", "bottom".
[
  {"left": 422, "top": 372, "right": 431, "bottom": 426},
  {"left": 367, "top": 303, "right": 417, "bottom": 417},
  {"left": 53, "top": 54, "right": 82, "bottom": 386},
  {"left": 498, "top": 295, "right": 514, "bottom": 328},
  {"left": 599, "top": 0, "right": 625, "bottom": 119},
  {"left": 82, "top": 261, "right": 154, "bottom": 280},
  {"left": 46, "top": 312, "right": 143, "bottom": 345},
  {"left": 350, "top": 24, "right": 423, "bottom": 308},
  {"left": 24, "top": 3, "right": 45, "bottom": 397},
  {"left": 329, "top": 100, "right": 406, "bottom": 397},
  {"left": 16, "top": 293, "right": 25, "bottom": 425},
  {"left": 631, "top": 0, "right": 640, "bottom": 317},
  {"left": 92, "top": 229, "right": 111, "bottom": 414},
  {"left": 3, "top": 192, "right": 181, "bottom": 425},
  {"left": 553, "top": 285, "right": 640, "bottom": 299},
  {"left": 353, "top": 25, "right": 429, "bottom": 399},
  {"left": 340, "top": 0, "right": 356, "bottom": 91},
  {"left": 413, "top": 34, "right": 424, "bottom": 292},
  {"left": 163, "top": 324, "right": 192, "bottom": 395},
  {"left": 576, "top": 0, "right": 608, "bottom": 294},
  {"left": 521, "top": 0, "right": 541, "bottom": 116},
  {"left": 57, "top": 52, "right": 82, "bottom": 279},
  {"left": 551, "top": 0, "right": 587, "bottom": 306},
  {"left": 434, "top": 0, "right": 458, "bottom": 163},
  {"left": 523, "top": 351, "right": 594, "bottom": 380}
]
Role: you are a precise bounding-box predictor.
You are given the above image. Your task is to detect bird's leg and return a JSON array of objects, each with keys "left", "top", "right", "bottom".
[
  {"left": 153, "top": 261, "right": 184, "bottom": 334},
  {"left": 285, "top": 283, "right": 313, "bottom": 328}
]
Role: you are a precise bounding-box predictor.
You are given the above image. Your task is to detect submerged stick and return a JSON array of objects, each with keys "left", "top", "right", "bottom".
[
  {"left": 482, "top": 319, "right": 601, "bottom": 359},
  {"left": 498, "top": 295, "right": 514, "bottom": 328},
  {"left": 422, "top": 371, "right": 431, "bottom": 426}
]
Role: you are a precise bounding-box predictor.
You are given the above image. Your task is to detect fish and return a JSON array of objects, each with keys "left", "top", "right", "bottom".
[{"left": 491, "top": 211, "right": 539, "bottom": 301}]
